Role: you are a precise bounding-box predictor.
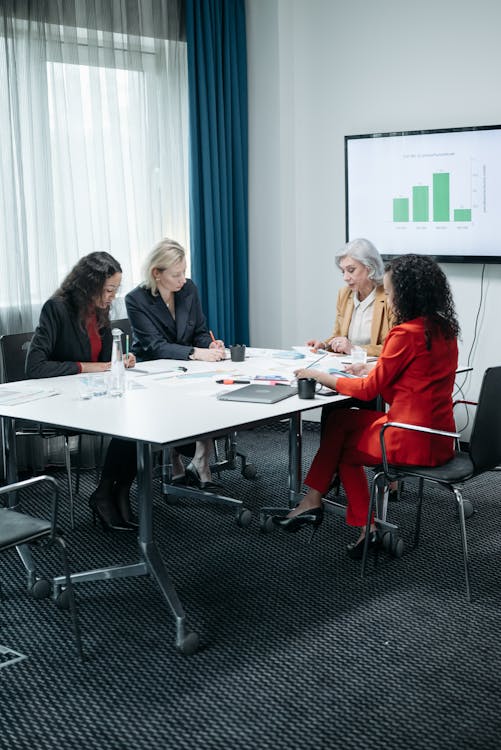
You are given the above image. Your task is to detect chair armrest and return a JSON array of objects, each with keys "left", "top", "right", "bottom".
[
  {"left": 380, "top": 421, "right": 460, "bottom": 476},
  {"left": 453, "top": 400, "right": 477, "bottom": 408},
  {"left": 0, "top": 475, "right": 60, "bottom": 539}
]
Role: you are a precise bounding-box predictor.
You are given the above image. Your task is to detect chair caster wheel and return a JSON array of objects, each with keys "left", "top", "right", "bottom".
[
  {"left": 30, "top": 578, "right": 51, "bottom": 599},
  {"left": 236, "top": 508, "right": 252, "bottom": 528},
  {"left": 259, "top": 514, "right": 275, "bottom": 534},
  {"left": 381, "top": 531, "right": 392, "bottom": 553},
  {"left": 56, "top": 588, "right": 72, "bottom": 610},
  {"left": 177, "top": 631, "right": 199, "bottom": 655},
  {"left": 242, "top": 464, "right": 257, "bottom": 480},
  {"left": 391, "top": 536, "right": 404, "bottom": 558}
]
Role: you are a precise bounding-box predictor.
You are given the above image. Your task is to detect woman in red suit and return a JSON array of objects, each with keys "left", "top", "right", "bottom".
[{"left": 282, "top": 254, "right": 460, "bottom": 558}]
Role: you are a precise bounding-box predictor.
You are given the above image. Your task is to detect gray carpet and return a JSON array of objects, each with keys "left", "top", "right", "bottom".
[{"left": 1, "top": 421, "right": 501, "bottom": 749}]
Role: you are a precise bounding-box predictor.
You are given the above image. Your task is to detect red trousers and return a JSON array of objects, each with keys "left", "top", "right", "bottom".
[{"left": 304, "top": 408, "right": 384, "bottom": 527}]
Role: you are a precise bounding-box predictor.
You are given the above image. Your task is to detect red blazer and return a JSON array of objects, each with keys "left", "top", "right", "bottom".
[{"left": 336, "top": 318, "right": 458, "bottom": 466}]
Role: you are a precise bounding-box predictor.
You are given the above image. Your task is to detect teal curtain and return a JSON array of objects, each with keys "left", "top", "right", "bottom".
[{"left": 185, "top": 0, "right": 249, "bottom": 345}]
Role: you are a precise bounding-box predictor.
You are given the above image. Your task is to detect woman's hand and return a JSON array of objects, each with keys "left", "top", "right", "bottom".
[
  {"left": 123, "top": 353, "right": 136, "bottom": 369},
  {"left": 209, "top": 339, "right": 225, "bottom": 351},
  {"left": 192, "top": 346, "right": 226, "bottom": 362},
  {"left": 306, "top": 338, "right": 325, "bottom": 352},
  {"left": 329, "top": 336, "right": 352, "bottom": 354},
  {"left": 344, "top": 363, "right": 369, "bottom": 377},
  {"left": 294, "top": 367, "right": 339, "bottom": 390},
  {"left": 80, "top": 361, "right": 111, "bottom": 373}
]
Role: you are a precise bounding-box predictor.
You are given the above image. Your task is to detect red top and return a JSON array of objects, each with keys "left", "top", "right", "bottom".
[
  {"left": 336, "top": 317, "right": 458, "bottom": 467},
  {"left": 76, "top": 314, "right": 102, "bottom": 373}
]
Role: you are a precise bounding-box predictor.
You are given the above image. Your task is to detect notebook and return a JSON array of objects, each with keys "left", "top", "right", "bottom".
[{"left": 217, "top": 384, "right": 298, "bottom": 404}]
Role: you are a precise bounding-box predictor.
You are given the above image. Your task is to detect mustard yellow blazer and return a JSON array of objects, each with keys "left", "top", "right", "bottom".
[{"left": 325, "top": 284, "right": 392, "bottom": 357}]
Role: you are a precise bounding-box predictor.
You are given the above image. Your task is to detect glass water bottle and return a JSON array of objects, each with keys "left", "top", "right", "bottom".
[{"left": 109, "top": 328, "right": 126, "bottom": 397}]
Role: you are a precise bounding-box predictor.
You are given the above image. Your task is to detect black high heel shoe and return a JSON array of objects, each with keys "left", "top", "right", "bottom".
[
  {"left": 185, "top": 462, "right": 224, "bottom": 492},
  {"left": 276, "top": 507, "right": 324, "bottom": 542},
  {"left": 114, "top": 485, "right": 139, "bottom": 529},
  {"left": 346, "top": 530, "right": 379, "bottom": 560},
  {"left": 88, "top": 490, "right": 132, "bottom": 533}
]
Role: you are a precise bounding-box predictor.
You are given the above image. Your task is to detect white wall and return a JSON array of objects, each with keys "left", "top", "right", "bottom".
[{"left": 246, "top": 0, "right": 501, "bottom": 425}]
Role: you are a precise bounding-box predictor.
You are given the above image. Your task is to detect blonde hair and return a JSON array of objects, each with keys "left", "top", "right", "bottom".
[{"left": 142, "top": 238, "right": 186, "bottom": 295}]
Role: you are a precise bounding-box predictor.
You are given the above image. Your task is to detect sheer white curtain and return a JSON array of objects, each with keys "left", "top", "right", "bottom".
[{"left": 0, "top": 0, "right": 188, "bottom": 335}]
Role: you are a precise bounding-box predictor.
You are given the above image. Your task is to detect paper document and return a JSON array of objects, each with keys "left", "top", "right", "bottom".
[
  {"left": 341, "top": 355, "right": 378, "bottom": 364},
  {"left": 132, "top": 360, "right": 187, "bottom": 375},
  {"left": 0, "top": 388, "right": 59, "bottom": 406}
]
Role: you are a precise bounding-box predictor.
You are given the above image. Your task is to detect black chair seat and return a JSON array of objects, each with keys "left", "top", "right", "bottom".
[
  {"left": 0, "top": 508, "right": 51, "bottom": 550},
  {"left": 0, "top": 476, "right": 83, "bottom": 660},
  {"left": 384, "top": 452, "right": 475, "bottom": 485}
]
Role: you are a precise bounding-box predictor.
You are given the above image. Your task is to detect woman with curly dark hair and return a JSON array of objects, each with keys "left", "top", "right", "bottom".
[
  {"left": 26, "top": 252, "right": 138, "bottom": 532},
  {"left": 278, "top": 254, "right": 460, "bottom": 558}
]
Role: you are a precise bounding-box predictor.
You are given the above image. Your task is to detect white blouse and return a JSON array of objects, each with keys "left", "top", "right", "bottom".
[{"left": 348, "top": 287, "right": 376, "bottom": 345}]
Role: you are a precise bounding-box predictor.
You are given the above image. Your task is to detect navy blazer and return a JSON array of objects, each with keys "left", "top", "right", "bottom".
[
  {"left": 26, "top": 297, "right": 113, "bottom": 379},
  {"left": 125, "top": 279, "right": 212, "bottom": 361}
]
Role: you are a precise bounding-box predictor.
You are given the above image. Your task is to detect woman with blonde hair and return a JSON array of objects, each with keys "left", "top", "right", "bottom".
[{"left": 125, "top": 238, "right": 225, "bottom": 489}]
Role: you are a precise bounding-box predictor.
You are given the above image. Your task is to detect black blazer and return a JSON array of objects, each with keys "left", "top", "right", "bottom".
[
  {"left": 26, "top": 297, "right": 113, "bottom": 379},
  {"left": 125, "top": 279, "right": 211, "bottom": 361}
]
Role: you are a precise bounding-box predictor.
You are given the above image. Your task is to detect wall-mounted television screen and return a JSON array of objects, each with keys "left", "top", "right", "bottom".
[{"left": 345, "top": 125, "right": 501, "bottom": 263}]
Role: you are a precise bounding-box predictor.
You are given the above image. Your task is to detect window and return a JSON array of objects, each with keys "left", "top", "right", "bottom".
[{"left": 0, "top": 12, "right": 188, "bottom": 330}]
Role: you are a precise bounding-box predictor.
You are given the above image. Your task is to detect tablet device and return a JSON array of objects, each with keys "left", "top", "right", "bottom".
[{"left": 217, "top": 384, "right": 298, "bottom": 404}]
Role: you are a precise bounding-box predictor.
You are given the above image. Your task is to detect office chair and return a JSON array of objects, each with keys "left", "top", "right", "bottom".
[
  {"left": 361, "top": 366, "right": 501, "bottom": 601},
  {"left": 0, "top": 332, "right": 81, "bottom": 528},
  {"left": 0, "top": 475, "right": 83, "bottom": 660}
]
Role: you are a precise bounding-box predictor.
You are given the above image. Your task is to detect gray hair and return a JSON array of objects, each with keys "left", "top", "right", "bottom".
[
  {"left": 335, "top": 238, "right": 384, "bottom": 284},
  {"left": 142, "top": 238, "right": 186, "bottom": 295}
]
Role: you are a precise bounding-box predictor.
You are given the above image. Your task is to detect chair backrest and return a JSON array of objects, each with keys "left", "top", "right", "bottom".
[
  {"left": 469, "top": 366, "right": 501, "bottom": 472},
  {"left": 0, "top": 332, "right": 34, "bottom": 383},
  {"left": 110, "top": 318, "right": 132, "bottom": 353},
  {"left": 111, "top": 318, "right": 131, "bottom": 336}
]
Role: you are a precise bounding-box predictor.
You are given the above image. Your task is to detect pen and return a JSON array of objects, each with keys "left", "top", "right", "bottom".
[
  {"left": 306, "top": 352, "right": 330, "bottom": 369},
  {"left": 216, "top": 379, "right": 250, "bottom": 384},
  {"left": 209, "top": 330, "right": 216, "bottom": 344},
  {"left": 125, "top": 334, "right": 129, "bottom": 364}
]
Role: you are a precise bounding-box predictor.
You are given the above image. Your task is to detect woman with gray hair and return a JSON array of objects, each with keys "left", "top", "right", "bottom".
[{"left": 307, "top": 238, "right": 392, "bottom": 357}]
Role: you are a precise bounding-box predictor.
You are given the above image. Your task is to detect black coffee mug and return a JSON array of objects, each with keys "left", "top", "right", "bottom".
[
  {"left": 230, "top": 344, "right": 246, "bottom": 362},
  {"left": 297, "top": 377, "right": 321, "bottom": 399}
]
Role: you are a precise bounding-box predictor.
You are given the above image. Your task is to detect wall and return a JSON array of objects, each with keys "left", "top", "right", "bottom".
[{"left": 246, "top": 0, "right": 501, "bottom": 427}]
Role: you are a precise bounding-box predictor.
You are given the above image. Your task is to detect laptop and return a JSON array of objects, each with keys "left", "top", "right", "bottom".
[{"left": 217, "top": 383, "right": 298, "bottom": 404}]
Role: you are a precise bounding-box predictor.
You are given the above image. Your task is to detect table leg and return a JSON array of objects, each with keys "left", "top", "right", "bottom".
[
  {"left": 53, "top": 440, "right": 199, "bottom": 654},
  {"left": 288, "top": 413, "right": 303, "bottom": 507},
  {"left": 136, "top": 441, "right": 199, "bottom": 655}
]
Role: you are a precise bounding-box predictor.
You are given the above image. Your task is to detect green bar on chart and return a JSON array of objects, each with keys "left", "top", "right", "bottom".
[
  {"left": 454, "top": 208, "right": 472, "bottom": 222},
  {"left": 433, "top": 173, "right": 450, "bottom": 221},
  {"left": 393, "top": 197, "right": 409, "bottom": 222},
  {"left": 412, "top": 185, "right": 429, "bottom": 222}
]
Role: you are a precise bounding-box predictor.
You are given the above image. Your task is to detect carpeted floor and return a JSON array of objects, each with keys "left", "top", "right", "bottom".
[{"left": 1, "top": 421, "right": 501, "bottom": 749}]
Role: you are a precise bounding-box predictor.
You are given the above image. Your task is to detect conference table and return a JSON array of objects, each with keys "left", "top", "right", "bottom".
[{"left": 0, "top": 348, "right": 348, "bottom": 654}]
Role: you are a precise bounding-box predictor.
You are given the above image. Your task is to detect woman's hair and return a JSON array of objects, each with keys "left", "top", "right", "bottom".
[
  {"left": 335, "top": 238, "right": 385, "bottom": 284},
  {"left": 142, "top": 238, "right": 186, "bottom": 295},
  {"left": 385, "top": 254, "right": 460, "bottom": 347},
  {"left": 54, "top": 251, "right": 122, "bottom": 327}
]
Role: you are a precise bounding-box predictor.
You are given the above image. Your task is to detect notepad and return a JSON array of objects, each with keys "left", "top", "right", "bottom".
[
  {"left": 217, "top": 384, "right": 298, "bottom": 404},
  {"left": 341, "top": 355, "right": 378, "bottom": 364}
]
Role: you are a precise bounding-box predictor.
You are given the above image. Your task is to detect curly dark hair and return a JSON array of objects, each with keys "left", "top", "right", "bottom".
[
  {"left": 53, "top": 252, "right": 122, "bottom": 327},
  {"left": 385, "top": 254, "right": 460, "bottom": 349}
]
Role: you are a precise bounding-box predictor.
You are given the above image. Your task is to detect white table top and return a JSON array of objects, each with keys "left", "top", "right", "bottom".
[{"left": 0, "top": 349, "right": 348, "bottom": 446}]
